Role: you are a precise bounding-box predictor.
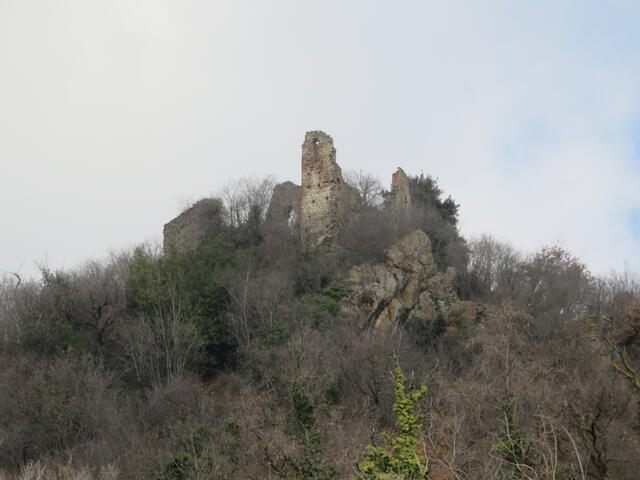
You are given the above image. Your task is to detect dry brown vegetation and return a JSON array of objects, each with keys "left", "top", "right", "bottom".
[{"left": 0, "top": 174, "right": 639, "bottom": 479}]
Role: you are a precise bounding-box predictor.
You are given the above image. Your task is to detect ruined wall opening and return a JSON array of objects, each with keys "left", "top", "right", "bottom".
[{"left": 287, "top": 208, "right": 297, "bottom": 228}]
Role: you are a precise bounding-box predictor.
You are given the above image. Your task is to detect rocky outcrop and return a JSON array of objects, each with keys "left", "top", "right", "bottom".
[
  {"left": 265, "top": 181, "right": 301, "bottom": 231},
  {"left": 299, "top": 131, "right": 359, "bottom": 249},
  {"left": 163, "top": 198, "right": 225, "bottom": 254},
  {"left": 340, "top": 229, "right": 456, "bottom": 329},
  {"left": 390, "top": 167, "right": 412, "bottom": 211}
]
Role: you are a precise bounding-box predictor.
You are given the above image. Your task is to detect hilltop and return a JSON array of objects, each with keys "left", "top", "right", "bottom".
[{"left": 0, "top": 132, "right": 638, "bottom": 479}]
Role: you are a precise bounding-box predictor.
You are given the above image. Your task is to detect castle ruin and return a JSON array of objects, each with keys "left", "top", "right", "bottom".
[
  {"left": 160, "top": 131, "right": 461, "bottom": 330},
  {"left": 264, "top": 181, "right": 301, "bottom": 232},
  {"left": 163, "top": 198, "right": 225, "bottom": 254},
  {"left": 299, "top": 131, "right": 359, "bottom": 249},
  {"left": 164, "top": 130, "right": 411, "bottom": 253},
  {"left": 390, "top": 167, "right": 412, "bottom": 211}
]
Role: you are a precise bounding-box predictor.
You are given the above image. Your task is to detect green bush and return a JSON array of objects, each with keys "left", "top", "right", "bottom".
[
  {"left": 127, "top": 235, "right": 238, "bottom": 378},
  {"left": 293, "top": 386, "right": 315, "bottom": 430},
  {"left": 157, "top": 426, "right": 217, "bottom": 480},
  {"left": 405, "top": 312, "right": 446, "bottom": 350},
  {"left": 491, "top": 396, "right": 531, "bottom": 478},
  {"left": 275, "top": 385, "right": 340, "bottom": 480},
  {"left": 299, "top": 293, "right": 341, "bottom": 328},
  {"left": 357, "top": 364, "right": 428, "bottom": 480},
  {"left": 322, "top": 282, "right": 348, "bottom": 301},
  {"left": 324, "top": 376, "right": 343, "bottom": 405}
]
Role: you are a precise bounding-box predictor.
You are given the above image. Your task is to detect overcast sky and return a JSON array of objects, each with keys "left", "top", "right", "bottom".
[{"left": 2, "top": 0, "right": 640, "bottom": 278}]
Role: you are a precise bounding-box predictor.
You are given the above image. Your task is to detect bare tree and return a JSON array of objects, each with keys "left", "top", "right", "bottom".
[
  {"left": 344, "top": 169, "right": 383, "bottom": 208},
  {"left": 467, "top": 234, "right": 522, "bottom": 301},
  {"left": 0, "top": 273, "right": 28, "bottom": 348},
  {"left": 222, "top": 255, "right": 297, "bottom": 346},
  {"left": 36, "top": 252, "right": 131, "bottom": 348},
  {"left": 219, "top": 175, "right": 276, "bottom": 228},
  {"left": 119, "top": 310, "right": 203, "bottom": 386},
  {"left": 592, "top": 270, "right": 640, "bottom": 318}
]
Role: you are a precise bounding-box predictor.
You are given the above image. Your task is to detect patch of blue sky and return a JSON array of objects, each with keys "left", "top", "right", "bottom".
[
  {"left": 565, "top": 0, "right": 640, "bottom": 67},
  {"left": 629, "top": 209, "right": 640, "bottom": 242},
  {"left": 626, "top": 115, "right": 640, "bottom": 171}
]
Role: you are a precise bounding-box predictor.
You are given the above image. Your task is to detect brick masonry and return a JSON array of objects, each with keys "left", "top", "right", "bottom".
[{"left": 299, "top": 131, "right": 359, "bottom": 249}]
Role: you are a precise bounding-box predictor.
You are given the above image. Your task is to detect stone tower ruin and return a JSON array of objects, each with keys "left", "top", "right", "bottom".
[
  {"left": 164, "top": 130, "right": 412, "bottom": 254},
  {"left": 299, "top": 131, "right": 358, "bottom": 249},
  {"left": 390, "top": 167, "right": 412, "bottom": 211}
]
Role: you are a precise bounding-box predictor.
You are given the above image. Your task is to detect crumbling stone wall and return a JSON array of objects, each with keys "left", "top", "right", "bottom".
[
  {"left": 299, "top": 131, "right": 359, "bottom": 249},
  {"left": 163, "top": 198, "right": 224, "bottom": 254},
  {"left": 265, "top": 181, "right": 301, "bottom": 232},
  {"left": 390, "top": 167, "right": 412, "bottom": 211}
]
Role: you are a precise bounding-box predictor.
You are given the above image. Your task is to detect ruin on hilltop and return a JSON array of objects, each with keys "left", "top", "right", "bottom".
[
  {"left": 164, "top": 130, "right": 413, "bottom": 253},
  {"left": 161, "top": 131, "right": 463, "bottom": 331}
]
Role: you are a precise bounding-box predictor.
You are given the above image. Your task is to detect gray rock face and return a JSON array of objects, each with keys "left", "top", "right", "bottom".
[
  {"left": 340, "top": 229, "right": 456, "bottom": 329},
  {"left": 163, "top": 198, "right": 225, "bottom": 254},
  {"left": 265, "top": 181, "right": 301, "bottom": 231}
]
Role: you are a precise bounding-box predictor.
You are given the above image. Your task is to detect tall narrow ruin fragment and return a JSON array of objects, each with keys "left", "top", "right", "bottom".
[
  {"left": 299, "top": 131, "right": 359, "bottom": 249},
  {"left": 390, "top": 167, "right": 412, "bottom": 211}
]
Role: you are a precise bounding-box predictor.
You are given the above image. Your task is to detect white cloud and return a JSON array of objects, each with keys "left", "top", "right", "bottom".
[{"left": 1, "top": 1, "right": 639, "bottom": 277}]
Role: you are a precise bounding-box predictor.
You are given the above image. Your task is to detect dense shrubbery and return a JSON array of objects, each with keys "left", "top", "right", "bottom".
[
  {"left": 357, "top": 364, "right": 428, "bottom": 480},
  {"left": 340, "top": 173, "right": 467, "bottom": 272},
  {"left": 0, "top": 173, "right": 639, "bottom": 479},
  {"left": 127, "top": 236, "right": 238, "bottom": 380}
]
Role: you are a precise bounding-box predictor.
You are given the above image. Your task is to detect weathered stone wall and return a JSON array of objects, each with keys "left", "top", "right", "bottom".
[
  {"left": 163, "top": 198, "right": 224, "bottom": 254},
  {"left": 299, "top": 130, "right": 359, "bottom": 249},
  {"left": 265, "top": 181, "right": 301, "bottom": 231},
  {"left": 390, "top": 167, "right": 412, "bottom": 211}
]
